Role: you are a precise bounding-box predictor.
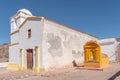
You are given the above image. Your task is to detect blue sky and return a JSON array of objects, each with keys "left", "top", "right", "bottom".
[{"left": 0, "top": 0, "right": 120, "bottom": 44}]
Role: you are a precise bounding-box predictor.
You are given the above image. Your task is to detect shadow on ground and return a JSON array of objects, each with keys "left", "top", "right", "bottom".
[{"left": 108, "top": 71, "right": 120, "bottom": 80}]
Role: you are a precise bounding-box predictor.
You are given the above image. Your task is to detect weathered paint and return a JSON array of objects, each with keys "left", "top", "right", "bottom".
[{"left": 42, "top": 19, "right": 97, "bottom": 70}]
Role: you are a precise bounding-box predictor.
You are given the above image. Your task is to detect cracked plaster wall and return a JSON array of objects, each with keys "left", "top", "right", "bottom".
[{"left": 42, "top": 20, "right": 97, "bottom": 70}]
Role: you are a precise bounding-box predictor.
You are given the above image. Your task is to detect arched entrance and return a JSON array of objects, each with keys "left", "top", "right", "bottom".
[{"left": 84, "top": 41, "right": 108, "bottom": 68}]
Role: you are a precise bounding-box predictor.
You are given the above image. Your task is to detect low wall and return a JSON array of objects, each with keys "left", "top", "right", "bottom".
[{"left": 0, "top": 62, "right": 8, "bottom": 67}]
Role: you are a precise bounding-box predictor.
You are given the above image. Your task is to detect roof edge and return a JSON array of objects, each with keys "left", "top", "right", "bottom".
[
  {"left": 19, "top": 16, "right": 43, "bottom": 29},
  {"left": 16, "top": 16, "right": 98, "bottom": 39},
  {"left": 44, "top": 17, "right": 98, "bottom": 39}
]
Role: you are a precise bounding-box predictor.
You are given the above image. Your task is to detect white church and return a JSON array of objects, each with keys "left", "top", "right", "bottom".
[{"left": 8, "top": 9, "right": 120, "bottom": 72}]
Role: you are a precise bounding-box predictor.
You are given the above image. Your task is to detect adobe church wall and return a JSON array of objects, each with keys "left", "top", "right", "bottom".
[{"left": 42, "top": 19, "right": 98, "bottom": 71}]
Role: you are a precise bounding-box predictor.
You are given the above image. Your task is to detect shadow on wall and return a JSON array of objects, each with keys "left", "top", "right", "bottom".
[
  {"left": 108, "top": 71, "right": 120, "bottom": 80},
  {"left": 72, "top": 60, "right": 83, "bottom": 67},
  {"left": 72, "top": 60, "right": 78, "bottom": 67},
  {"left": 72, "top": 50, "right": 83, "bottom": 67}
]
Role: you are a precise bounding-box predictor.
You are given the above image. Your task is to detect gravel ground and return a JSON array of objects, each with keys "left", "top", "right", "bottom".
[
  {"left": 0, "top": 63, "right": 120, "bottom": 80},
  {"left": 19, "top": 63, "right": 120, "bottom": 80}
]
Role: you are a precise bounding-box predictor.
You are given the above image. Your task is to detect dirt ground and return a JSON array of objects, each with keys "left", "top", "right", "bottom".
[{"left": 0, "top": 63, "right": 120, "bottom": 80}]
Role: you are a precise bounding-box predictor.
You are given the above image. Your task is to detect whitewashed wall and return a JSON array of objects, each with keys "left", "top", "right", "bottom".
[
  {"left": 9, "top": 45, "right": 20, "bottom": 64},
  {"left": 42, "top": 19, "right": 98, "bottom": 70},
  {"left": 9, "top": 9, "right": 33, "bottom": 66},
  {"left": 19, "top": 20, "right": 42, "bottom": 48},
  {"left": 11, "top": 33, "right": 19, "bottom": 43},
  {"left": 19, "top": 20, "right": 43, "bottom": 67},
  {"left": 99, "top": 38, "right": 117, "bottom": 61}
]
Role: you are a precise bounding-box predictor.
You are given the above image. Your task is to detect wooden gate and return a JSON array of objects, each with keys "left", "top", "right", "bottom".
[{"left": 27, "top": 49, "right": 33, "bottom": 69}]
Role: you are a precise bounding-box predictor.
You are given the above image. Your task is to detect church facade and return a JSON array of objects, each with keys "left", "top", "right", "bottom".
[{"left": 8, "top": 9, "right": 97, "bottom": 72}]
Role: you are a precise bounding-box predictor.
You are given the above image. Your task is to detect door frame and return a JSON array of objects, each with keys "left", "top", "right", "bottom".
[{"left": 26, "top": 49, "right": 33, "bottom": 69}]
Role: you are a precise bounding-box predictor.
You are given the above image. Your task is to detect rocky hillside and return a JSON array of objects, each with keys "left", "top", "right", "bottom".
[{"left": 0, "top": 43, "right": 9, "bottom": 62}]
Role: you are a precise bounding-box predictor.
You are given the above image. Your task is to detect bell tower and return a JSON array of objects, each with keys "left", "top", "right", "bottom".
[{"left": 10, "top": 9, "right": 33, "bottom": 33}]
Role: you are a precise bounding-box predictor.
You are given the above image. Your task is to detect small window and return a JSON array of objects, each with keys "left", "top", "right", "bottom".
[{"left": 27, "top": 29, "right": 31, "bottom": 38}]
